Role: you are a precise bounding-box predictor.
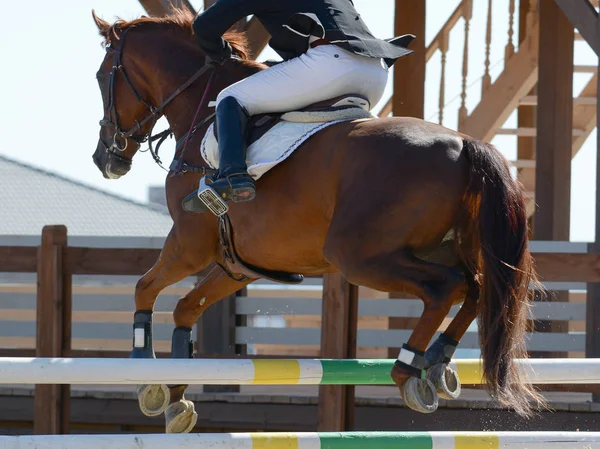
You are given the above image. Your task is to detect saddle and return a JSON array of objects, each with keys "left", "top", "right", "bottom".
[{"left": 213, "top": 94, "right": 372, "bottom": 146}]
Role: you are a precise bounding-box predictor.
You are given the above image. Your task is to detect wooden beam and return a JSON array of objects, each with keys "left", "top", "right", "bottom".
[
  {"left": 65, "top": 248, "right": 160, "bottom": 276},
  {"left": 392, "top": 0, "right": 426, "bottom": 118},
  {"left": 534, "top": 253, "right": 600, "bottom": 282},
  {"left": 517, "top": 0, "right": 537, "bottom": 232},
  {"left": 387, "top": 0, "right": 426, "bottom": 359},
  {"left": 0, "top": 247, "right": 37, "bottom": 273},
  {"left": 458, "top": 21, "right": 539, "bottom": 141},
  {"left": 553, "top": 0, "right": 599, "bottom": 55},
  {"left": 534, "top": 0, "right": 574, "bottom": 239},
  {"left": 498, "top": 127, "right": 584, "bottom": 136},
  {"left": 520, "top": 95, "right": 597, "bottom": 105},
  {"left": 34, "top": 226, "right": 70, "bottom": 435},
  {"left": 575, "top": 64, "right": 599, "bottom": 72},
  {"left": 318, "top": 274, "right": 358, "bottom": 431},
  {"left": 245, "top": 17, "right": 271, "bottom": 60},
  {"left": 572, "top": 74, "right": 599, "bottom": 155},
  {"left": 533, "top": 0, "right": 575, "bottom": 359},
  {"left": 138, "top": 0, "right": 195, "bottom": 16},
  {"left": 585, "top": 45, "right": 600, "bottom": 402}
]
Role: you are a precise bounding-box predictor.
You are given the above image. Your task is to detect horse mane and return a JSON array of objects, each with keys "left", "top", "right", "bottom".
[{"left": 92, "top": 8, "right": 250, "bottom": 60}]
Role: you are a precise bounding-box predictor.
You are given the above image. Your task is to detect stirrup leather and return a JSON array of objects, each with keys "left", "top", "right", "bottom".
[{"left": 197, "top": 177, "right": 229, "bottom": 217}]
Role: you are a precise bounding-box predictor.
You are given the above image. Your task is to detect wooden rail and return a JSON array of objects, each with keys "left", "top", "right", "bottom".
[{"left": 1, "top": 226, "right": 599, "bottom": 433}]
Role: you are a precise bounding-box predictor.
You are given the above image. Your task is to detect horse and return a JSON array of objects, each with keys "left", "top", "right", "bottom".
[{"left": 91, "top": 8, "right": 543, "bottom": 433}]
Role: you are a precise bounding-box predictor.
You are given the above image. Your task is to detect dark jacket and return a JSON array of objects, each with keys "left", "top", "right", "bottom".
[{"left": 193, "top": 0, "right": 413, "bottom": 67}]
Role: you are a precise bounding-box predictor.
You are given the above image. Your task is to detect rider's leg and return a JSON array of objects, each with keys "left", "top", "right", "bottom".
[
  {"left": 203, "top": 96, "right": 256, "bottom": 203},
  {"left": 221, "top": 45, "right": 389, "bottom": 116},
  {"left": 188, "top": 45, "right": 388, "bottom": 213}
]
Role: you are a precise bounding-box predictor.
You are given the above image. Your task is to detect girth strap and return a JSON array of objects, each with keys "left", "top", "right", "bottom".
[{"left": 217, "top": 214, "right": 304, "bottom": 285}]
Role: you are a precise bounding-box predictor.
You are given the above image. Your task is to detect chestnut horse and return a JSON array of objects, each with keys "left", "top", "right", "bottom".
[{"left": 91, "top": 9, "right": 542, "bottom": 432}]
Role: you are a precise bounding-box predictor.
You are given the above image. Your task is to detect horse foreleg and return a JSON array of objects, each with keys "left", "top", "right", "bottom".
[
  {"left": 165, "top": 267, "right": 252, "bottom": 434},
  {"left": 133, "top": 227, "right": 215, "bottom": 418}
]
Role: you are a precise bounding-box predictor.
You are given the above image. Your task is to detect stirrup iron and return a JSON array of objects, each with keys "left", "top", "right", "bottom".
[{"left": 197, "top": 177, "right": 229, "bottom": 217}]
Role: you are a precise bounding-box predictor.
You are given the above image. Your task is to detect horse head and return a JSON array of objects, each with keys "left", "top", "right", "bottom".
[{"left": 91, "top": 9, "right": 255, "bottom": 180}]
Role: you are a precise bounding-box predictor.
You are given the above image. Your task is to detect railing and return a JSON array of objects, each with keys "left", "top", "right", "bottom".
[
  {"left": 2, "top": 225, "right": 600, "bottom": 432},
  {"left": 1, "top": 226, "right": 599, "bottom": 361},
  {"left": 379, "top": 0, "right": 538, "bottom": 132}
]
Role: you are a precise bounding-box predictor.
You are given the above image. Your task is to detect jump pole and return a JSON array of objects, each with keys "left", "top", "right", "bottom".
[
  {"left": 0, "top": 357, "right": 599, "bottom": 385},
  {"left": 0, "top": 432, "right": 599, "bottom": 449}
]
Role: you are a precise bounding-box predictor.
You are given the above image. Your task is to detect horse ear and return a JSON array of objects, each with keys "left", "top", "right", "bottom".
[{"left": 92, "top": 10, "right": 111, "bottom": 37}]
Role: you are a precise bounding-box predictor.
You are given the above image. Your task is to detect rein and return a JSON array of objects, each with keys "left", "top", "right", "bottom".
[
  {"left": 98, "top": 27, "right": 215, "bottom": 172},
  {"left": 171, "top": 69, "right": 218, "bottom": 175}
]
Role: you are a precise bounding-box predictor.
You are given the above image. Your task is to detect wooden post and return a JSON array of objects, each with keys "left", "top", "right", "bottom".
[
  {"left": 34, "top": 226, "right": 70, "bottom": 434},
  {"left": 518, "top": 0, "right": 537, "bottom": 226},
  {"left": 533, "top": 0, "right": 574, "bottom": 358},
  {"left": 387, "top": 0, "right": 426, "bottom": 358},
  {"left": 197, "top": 288, "right": 246, "bottom": 393},
  {"left": 317, "top": 274, "right": 358, "bottom": 431},
  {"left": 586, "top": 48, "right": 600, "bottom": 402},
  {"left": 393, "top": 0, "right": 426, "bottom": 118}
]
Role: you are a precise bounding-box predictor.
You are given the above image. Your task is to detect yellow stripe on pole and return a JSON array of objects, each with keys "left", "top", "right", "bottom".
[
  {"left": 252, "top": 360, "right": 301, "bottom": 385},
  {"left": 454, "top": 359, "right": 484, "bottom": 385},
  {"left": 454, "top": 433, "right": 499, "bottom": 449},
  {"left": 250, "top": 433, "right": 300, "bottom": 449}
]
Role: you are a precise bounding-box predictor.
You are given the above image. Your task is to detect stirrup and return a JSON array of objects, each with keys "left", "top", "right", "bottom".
[{"left": 197, "top": 177, "right": 229, "bottom": 217}]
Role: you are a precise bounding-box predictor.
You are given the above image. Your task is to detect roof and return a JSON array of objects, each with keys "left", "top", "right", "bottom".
[{"left": 0, "top": 155, "right": 172, "bottom": 237}]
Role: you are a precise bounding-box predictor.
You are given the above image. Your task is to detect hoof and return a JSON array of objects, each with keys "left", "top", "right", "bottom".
[
  {"left": 426, "top": 363, "right": 461, "bottom": 400},
  {"left": 137, "top": 384, "right": 170, "bottom": 417},
  {"left": 165, "top": 399, "right": 198, "bottom": 434},
  {"left": 402, "top": 377, "right": 439, "bottom": 414}
]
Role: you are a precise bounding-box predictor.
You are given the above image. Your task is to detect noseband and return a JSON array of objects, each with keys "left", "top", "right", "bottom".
[{"left": 98, "top": 27, "right": 213, "bottom": 168}]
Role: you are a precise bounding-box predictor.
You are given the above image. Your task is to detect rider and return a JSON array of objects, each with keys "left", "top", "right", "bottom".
[{"left": 186, "top": 0, "right": 413, "bottom": 213}]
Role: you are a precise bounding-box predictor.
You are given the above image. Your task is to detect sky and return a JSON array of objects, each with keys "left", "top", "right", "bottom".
[{"left": 0, "top": 1, "right": 596, "bottom": 241}]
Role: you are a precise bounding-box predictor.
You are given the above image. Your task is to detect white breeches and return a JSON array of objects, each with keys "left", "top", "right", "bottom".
[{"left": 216, "top": 45, "right": 389, "bottom": 116}]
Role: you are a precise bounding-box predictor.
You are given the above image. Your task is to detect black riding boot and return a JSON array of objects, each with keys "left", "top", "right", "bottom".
[{"left": 182, "top": 96, "right": 256, "bottom": 214}]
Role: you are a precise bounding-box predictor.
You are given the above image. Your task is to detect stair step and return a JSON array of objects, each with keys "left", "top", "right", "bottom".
[
  {"left": 511, "top": 160, "right": 536, "bottom": 169},
  {"left": 497, "top": 128, "right": 585, "bottom": 137},
  {"left": 520, "top": 96, "right": 597, "bottom": 106},
  {"left": 575, "top": 65, "right": 598, "bottom": 73}
]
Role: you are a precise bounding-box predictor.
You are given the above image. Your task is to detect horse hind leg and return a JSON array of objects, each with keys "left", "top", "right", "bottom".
[
  {"left": 334, "top": 248, "right": 468, "bottom": 414},
  {"left": 163, "top": 266, "right": 252, "bottom": 434},
  {"left": 422, "top": 270, "right": 479, "bottom": 401}
]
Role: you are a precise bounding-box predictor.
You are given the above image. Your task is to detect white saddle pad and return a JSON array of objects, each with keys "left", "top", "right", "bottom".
[
  {"left": 201, "top": 105, "right": 373, "bottom": 180},
  {"left": 201, "top": 120, "right": 348, "bottom": 180}
]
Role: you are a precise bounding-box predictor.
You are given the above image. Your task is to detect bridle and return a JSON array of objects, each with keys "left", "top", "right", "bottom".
[{"left": 97, "top": 27, "right": 215, "bottom": 170}]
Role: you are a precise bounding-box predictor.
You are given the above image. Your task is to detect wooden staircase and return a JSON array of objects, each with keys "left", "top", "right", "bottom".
[{"left": 380, "top": 0, "right": 598, "bottom": 218}]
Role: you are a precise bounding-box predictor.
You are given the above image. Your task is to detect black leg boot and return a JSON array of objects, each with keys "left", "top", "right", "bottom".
[{"left": 182, "top": 96, "right": 256, "bottom": 214}]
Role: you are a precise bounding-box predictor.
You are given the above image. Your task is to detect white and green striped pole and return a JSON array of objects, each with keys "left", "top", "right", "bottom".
[
  {"left": 0, "top": 357, "right": 598, "bottom": 385},
  {"left": 0, "top": 432, "right": 599, "bottom": 449}
]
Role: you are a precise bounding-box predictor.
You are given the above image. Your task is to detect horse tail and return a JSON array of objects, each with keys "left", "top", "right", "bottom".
[{"left": 457, "top": 138, "right": 543, "bottom": 416}]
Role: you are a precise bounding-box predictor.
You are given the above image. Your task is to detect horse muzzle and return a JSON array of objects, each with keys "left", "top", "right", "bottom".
[
  {"left": 93, "top": 141, "right": 132, "bottom": 179},
  {"left": 105, "top": 151, "right": 132, "bottom": 179}
]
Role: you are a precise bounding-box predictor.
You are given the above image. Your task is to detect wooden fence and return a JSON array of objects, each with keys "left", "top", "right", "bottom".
[{"left": 1, "top": 225, "right": 600, "bottom": 433}]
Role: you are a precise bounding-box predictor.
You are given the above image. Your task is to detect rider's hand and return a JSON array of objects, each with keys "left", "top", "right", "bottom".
[{"left": 206, "top": 41, "right": 233, "bottom": 66}]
